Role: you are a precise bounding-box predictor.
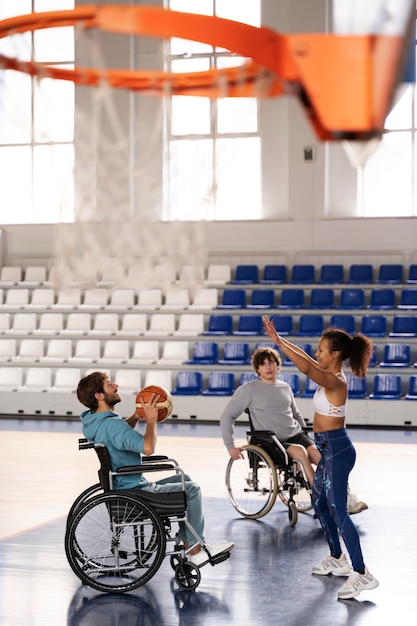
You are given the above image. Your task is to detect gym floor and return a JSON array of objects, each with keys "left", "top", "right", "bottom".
[{"left": 0, "top": 417, "right": 415, "bottom": 626}]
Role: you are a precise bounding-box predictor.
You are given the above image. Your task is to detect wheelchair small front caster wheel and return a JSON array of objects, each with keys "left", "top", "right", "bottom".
[
  {"left": 175, "top": 562, "right": 201, "bottom": 591},
  {"left": 170, "top": 554, "right": 182, "bottom": 571},
  {"left": 288, "top": 502, "right": 298, "bottom": 526}
]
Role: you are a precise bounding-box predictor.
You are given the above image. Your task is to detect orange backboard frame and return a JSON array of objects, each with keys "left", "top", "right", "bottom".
[{"left": 0, "top": 5, "right": 413, "bottom": 140}]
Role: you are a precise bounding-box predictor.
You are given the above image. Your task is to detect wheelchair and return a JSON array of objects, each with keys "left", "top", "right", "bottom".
[
  {"left": 225, "top": 410, "right": 313, "bottom": 525},
  {"left": 65, "top": 439, "right": 231, "bottom": 594}
]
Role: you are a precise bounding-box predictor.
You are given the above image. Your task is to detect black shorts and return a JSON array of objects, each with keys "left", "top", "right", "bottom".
[
  {"left": 281, "top": 431, "right": 315, "bottom": 450},
  {"left": 251, "top": 431, "right": 315, "bottom": 466}
]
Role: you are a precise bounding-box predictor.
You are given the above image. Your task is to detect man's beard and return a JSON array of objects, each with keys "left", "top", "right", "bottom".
[{"left": 104, "top": 391, "right": 120, "bottom": 408}]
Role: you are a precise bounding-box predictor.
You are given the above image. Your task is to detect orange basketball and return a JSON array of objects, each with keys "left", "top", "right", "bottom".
[{"left": 135, "top": 385, "right": 173, "bottom": 422}]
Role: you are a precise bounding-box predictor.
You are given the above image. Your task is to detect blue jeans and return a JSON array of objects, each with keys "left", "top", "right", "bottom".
[
  {"left": 141, "top": 473, "right": 205, "bottom": 545},
  {"left": 313, "top": 428, "right": 365, "bottom": 572}
]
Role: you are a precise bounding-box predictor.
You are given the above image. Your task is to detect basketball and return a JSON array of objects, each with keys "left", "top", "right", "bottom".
[{"left": 135, "top": 385, "right": 173, "bottom": 422}]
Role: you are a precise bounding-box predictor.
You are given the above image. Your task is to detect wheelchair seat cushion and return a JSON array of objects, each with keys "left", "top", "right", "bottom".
[
  {"left": 121, "top": 488, "right": 186, "bottom": 516},
  {"left": 249, "top": 437, "right": 287, "bottom": 467}
]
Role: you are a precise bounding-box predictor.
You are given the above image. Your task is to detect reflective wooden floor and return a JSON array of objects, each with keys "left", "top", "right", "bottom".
[{"left": 1, "top": 418, "right": 416, "bottom": 626}]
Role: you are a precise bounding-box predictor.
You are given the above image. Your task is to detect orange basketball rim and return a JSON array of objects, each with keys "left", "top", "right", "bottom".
[{"left": 0, "top": 5, "right": 413, "bottom": 140}]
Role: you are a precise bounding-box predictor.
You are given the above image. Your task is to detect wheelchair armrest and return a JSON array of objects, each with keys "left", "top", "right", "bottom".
[
  {"left": 247, "top": 430, "right": 288, "bottom": 460},
  {"left": 247, "top": 430, "right": 276, "bottom": 438},
  {"left": 142, "top": 456, "right": 179, "bottom": 467},
  {"left": 115, "top": 463, "right": 177, "bottom": 474}
]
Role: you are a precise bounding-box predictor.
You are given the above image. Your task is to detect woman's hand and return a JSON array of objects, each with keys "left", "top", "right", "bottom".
[{"left": 262, "top": 315, "right": 281, "bottom": 344}]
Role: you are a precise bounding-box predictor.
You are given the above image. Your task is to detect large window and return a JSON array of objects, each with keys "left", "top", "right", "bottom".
[
  {"left": 360, "top": 82, "right": 417, "bottom": 216},
  {"left": 0, "top": 0, "right": 74, "bottom": 224},
  {"left": 165, "top": 0, "right": 261, "bottom": 220},
  {"left": 0, "top": 1, "right": 415, "bottom": 224}
]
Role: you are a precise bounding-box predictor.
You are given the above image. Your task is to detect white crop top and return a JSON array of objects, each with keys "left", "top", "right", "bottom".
[{"left": 313, "top": 372, "right": 347, "bottom": 418}]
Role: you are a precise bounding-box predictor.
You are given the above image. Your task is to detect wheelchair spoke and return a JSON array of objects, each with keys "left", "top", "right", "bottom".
[
  {"left": 225, "top": 445, "right": 278, "bottom": 519},
  {"left": 66, "top": 483, "right": 103, "bottom": 531},
  {"left": 65, "top": 493, "right": 166, "bottom": 593},
  {"left": 278, "top": 477, "right": 313, "bottom": 513}
]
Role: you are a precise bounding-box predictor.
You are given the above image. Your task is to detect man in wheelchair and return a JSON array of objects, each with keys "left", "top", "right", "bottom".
[
  {"left": 220, "top": 347, "right": 367, "bottom": 514},
  {"left": 76, "top": 371, "right": 234, "bottom": 568}
]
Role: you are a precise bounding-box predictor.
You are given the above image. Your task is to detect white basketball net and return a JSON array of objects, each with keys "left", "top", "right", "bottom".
[{"left": 46, "top": 21, "right": 209, "bottom": 290}]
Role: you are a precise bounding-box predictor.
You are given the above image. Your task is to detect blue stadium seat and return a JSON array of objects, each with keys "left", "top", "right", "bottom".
[
  {"left": 398, "top": 289, "right": 417, "bottom": 309},
  {"left": 217, "top": 289, "right": 246, "bottom": 309},
  {"left": 367, "top": 288, "right": 396, "bottom": 309},
  {"left": 318, "top": 264, "right": 344, "bottom": 284},
  {"left": 346, "top": 374, "right": 368, "bottom": 398},
  {"left": 389, "top": 315, "right": 417, "bottom": 338},
  {"left": 289, "top": 265, "right": 315, "bottom": 284},
  {"left": 282, "top": 343, "right": 312, "bottom": 366},
  {"left": 278, "top": 288, "right": 305, "bottom": 309},
  {"left": 404, "top": 375, "right": 417, "bottom": 400},
  {"left": 233, "top": 315, "right": 263, "bottom": 336},
  {"left": 218, "top": 342, "right": 251, "bottom": 365},
  {"left": 337, "top": 288, "right": 365, "bottom": 309},
  {"left": 247, "top": 289, "right": 275, "bottom": 309},
  {"left": 230, "top": 265, "right": 259, "bottom": 284},
  {"left": 360, "top": 315, "right": 387, "bottom": 337},
  {"left": 376, "top": 264, "right": 404, "bottom": 284},
  {"left": 203, "top": 314, "right": 233, "bottom": 335},
  {"left": 301, "top": 377, "right": 319, "bottom": 397},
  {"left": 255, "top": 342, "right": 279, "bottom": 351},
  {"left": 369, "top": 374, "right": 402, "bottom": 399},
  {"left": 296, "top": 314, "right": 324, "bottom": 336},
  {"left": 347, "top": 264, "right": 373, "bottom": 284},
  {"left": 260, "top": 265, "right": 287, "bottom": 284},
  {"left": 368, "top": 344, "right": 378, "bottom": 367},
  {"left": 202, "top": 371, "right": 235, "bottom": 395},
  {"left": 187, "top": 341, "right": 218, "bottom": 365},
  {"left": 268, "top": 314, "right": 293, "bottom": 336},
  {"left": 329, "top": 314, "right": 355, "bottom": 335},
  {"left": 406, "top": 265, "right": 417, "bottom": 284},
  {"left": 171, "top": 371, "right": 203, "bottom": 395},
  {"left": 277, "top": 372, "right": 300, "bottom": 396},
  {"left": 239, "top": 372, "right": 259, "bottom": 385},
  {"left": 308, "top": 288, "right": 335, "bottom": 309},
  {"left": 380, "top": 343, "right": 411, "bottom": 367}
]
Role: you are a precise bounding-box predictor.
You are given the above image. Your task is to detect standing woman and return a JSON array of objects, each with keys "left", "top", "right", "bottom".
[{"left": 263, "top": 317, "right": 379, "bottom": 600}]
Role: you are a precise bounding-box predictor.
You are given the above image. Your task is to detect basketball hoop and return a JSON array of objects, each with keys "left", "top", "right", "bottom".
[
  {"left": 0, "top": 4, "right": 414, "bottom": 288},
  {"left": 0, "top": 4, "right": 414, "bottom": 139}
]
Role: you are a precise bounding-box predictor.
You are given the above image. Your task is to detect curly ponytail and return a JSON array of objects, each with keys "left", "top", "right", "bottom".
[
  {"left": 322, "top": 328, "right": 373, "bottom": 378},
  {"left": 350, "top": 333, "right": 373, "bottom": 377}
]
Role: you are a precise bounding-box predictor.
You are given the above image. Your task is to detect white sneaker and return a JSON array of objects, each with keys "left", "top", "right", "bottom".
[
  {"left": 348, "top": 492, "right": 369, "bottom": 515},
  {"left": 337, "top": 568, "right": 379, "bottom": 599},
  {"left": 312, "top": 553, "right": 352, "bottom": 576},
  {"left": 188, "top": 540, "right": 234, "bottom": 568}
]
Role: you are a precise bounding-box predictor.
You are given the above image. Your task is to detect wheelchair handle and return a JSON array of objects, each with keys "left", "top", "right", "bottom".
[{"left": 79, "top": 440, "right": 94, "bottom": 450}]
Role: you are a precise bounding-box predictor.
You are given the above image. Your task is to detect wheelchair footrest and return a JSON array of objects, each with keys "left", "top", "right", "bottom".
[{"left": 209, "top": 550, "right": 232, "bottom": 566}]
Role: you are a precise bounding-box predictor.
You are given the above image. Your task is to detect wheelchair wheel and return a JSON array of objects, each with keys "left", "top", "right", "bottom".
[
  {"left": 288, "top": 502, "right": 298, "bottom": 526},
  {"left": 277, "top": 474, "right": 313, "bottom": 513},
  {"left": 65, "top": 492, "right": 166, "bottom": 593},
  {"left": 225, "top": 444, "right": 278, "bottom": 519},
  {"left": 66, "top": 483, "right": 103, "bottom": 529},
  {"left": 174, "top": 561, "right": 201, "bottom": 591}
]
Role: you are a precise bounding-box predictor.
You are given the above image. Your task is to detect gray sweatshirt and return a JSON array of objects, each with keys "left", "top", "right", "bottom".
[{"left": 220, "top": 379, "right": 306, "bottom": 450}]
